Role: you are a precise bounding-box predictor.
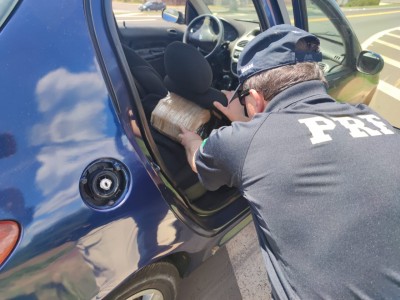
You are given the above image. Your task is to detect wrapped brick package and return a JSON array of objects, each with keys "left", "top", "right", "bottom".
[{"left": 151, "top": 92, "right": 211, "bottom": 142}]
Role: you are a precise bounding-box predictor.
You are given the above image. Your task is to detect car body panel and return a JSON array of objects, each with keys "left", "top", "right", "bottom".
[{"left": 0, "top": 0, "right": 214, "bottom": 298}]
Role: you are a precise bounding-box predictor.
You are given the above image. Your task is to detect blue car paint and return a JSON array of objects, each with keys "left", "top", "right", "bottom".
[
  {"left": 0, "top": 0, "right": 253, "bottom": 298},
  {"left": 0, "top": 1, "right": 187, "bottom": 298}
]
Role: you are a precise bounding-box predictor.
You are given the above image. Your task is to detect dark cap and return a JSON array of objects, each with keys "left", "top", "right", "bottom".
[{"left": 232, "top": 24, "right": 322, "bottom": 100}]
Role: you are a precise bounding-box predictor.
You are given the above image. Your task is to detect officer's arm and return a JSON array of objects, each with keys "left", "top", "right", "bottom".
[{"left": 178, "top": 126, "right": 202, "bottom": 173}]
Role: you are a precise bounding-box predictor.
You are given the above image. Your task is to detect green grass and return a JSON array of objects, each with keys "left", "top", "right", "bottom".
[{"left": 345, "top": 0, "right": 380, "bottom": 7}]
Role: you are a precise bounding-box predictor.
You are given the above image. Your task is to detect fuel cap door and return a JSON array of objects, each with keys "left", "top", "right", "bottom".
[{"left": 79, "top": 158, "right": 130, "bottom": 209}]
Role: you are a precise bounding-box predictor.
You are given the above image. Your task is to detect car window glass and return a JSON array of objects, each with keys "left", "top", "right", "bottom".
[
  {"left": 284, "top": 0, "right": 347, "bottom": 74},
  {"left": 206, "top": 0, "right": 259, "bottom": 24},
  {"left": 283, "top": 0, "right": 294, "bottom": 24},
  {"left": 305, "top": 0, "right": 344, "bottom": 47},
  {"left": 0, "top": 0, "right": 19, "bottom": 29},
  {"left": 112, "top": 0, "right": 259, "bottom": 24},
  {"left": 112, "top": 0, "right": 183, "bottom": 25}
]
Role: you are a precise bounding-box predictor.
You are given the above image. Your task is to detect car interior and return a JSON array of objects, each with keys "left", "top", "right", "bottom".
[
  {"left": 111, "top": 1, "right": 271, "bottom": 216},
  {"left": 107, "top": 0, "right": 379, "bottom": 220}
]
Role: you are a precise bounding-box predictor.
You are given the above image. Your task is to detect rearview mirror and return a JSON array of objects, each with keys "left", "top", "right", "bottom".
[
  {"left": 162, "top": 8, "right": 184, "bottom": 24},
  {"left": 356, "top": 50, "right": 384, "bottom": 75}
]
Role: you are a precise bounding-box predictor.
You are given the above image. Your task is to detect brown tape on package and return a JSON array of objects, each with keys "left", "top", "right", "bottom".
[{"left": 151, "top": 93, "right": 211, "bottom": 142}]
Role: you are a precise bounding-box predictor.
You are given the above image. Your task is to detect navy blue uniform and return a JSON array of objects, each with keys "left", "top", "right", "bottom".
[{"left": 196, "top": 80, "right": 400, "bottom": 299}]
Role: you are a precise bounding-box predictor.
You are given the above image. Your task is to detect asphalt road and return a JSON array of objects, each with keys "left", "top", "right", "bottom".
[{"left": 113, "top": 3, "right": 400, "bottom": 299}]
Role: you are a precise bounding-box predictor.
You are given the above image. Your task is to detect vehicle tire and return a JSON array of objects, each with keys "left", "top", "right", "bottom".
[{"left": 109, "top": 262, "right": 180, "bottom": 300}]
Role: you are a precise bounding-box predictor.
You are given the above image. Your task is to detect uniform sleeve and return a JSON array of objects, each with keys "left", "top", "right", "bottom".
[{"left": 195, "top": 123, "right": 252, "bottom": 191}]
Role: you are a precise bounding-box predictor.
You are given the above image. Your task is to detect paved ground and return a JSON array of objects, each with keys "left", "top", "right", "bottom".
[
  {"left": 178, "top": 222, "right": 271, "bottom": 300},
  {"left": 225, "top": 223, "right": 271, "bottom": 300},
  {"left": 177, "top": 245, "right": 242, "bottom": 300}
]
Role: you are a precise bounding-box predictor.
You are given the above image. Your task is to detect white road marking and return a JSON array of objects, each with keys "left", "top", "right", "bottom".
[
  {"left": 115, "top": 14, "right": 162, "bottom": 22},
  {"left": 375, "top": 39, "right": 400, "bottom": 51},
  {"left": 115, "top": 12, "right": 143, "bottom": 17},
  {"left": 387, "top": 32, "right": 400, "bottom": 39},
  {"left": 361, "top": 27, "right": 400, "bottom": 103},
  {"left": 378, "top": 80, "right": 400, "bottom": 100},
  {"left": 113, "top": 10, "right": 129, "bottom": 13},
  {"left": 361, "top": 26, "right": 400, "bottom": 48},
  {"left": 381, "top": 55, "right": 400, "bottom": 69}
]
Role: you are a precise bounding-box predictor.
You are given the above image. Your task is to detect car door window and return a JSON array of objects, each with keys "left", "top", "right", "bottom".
[
  {"left": 205, "top": 0, "right": 259, "bottom": 23},
  {"left": 284, "top": 0, "right": 347, "bottom": 75}
]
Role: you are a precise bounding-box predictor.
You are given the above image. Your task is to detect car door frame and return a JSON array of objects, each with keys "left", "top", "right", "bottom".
[{"left": 86, "top": 0, "right": 259, "bottom": 237}]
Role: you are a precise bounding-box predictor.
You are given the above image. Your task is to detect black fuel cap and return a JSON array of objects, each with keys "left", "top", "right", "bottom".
[{"left": 79, "top": 158, "right": 129, "bottom": 208}]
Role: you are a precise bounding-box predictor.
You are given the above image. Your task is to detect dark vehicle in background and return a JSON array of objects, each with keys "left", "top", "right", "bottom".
[
  {"left": 139, "top": 1, "right": 166, "bottom": 11},
  {"left": 0, "top": 0, "right": 384, "bottom": 299}
]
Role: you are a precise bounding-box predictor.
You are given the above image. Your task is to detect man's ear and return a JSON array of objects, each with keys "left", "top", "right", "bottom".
[{"left": 246, "top": 89, "right": 266, "bottom": 118}]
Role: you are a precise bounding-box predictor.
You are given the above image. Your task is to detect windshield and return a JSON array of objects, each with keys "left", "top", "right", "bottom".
[{"left": 205, "top": 0, "right": 259, "bottom": 23}]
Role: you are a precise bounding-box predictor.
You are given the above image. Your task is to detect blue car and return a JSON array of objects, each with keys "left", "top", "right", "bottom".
[{"left": 0, "top": 0, "right": 384, "bottom": 299}]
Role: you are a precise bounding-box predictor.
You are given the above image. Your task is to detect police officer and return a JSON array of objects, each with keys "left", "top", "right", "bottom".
[{"left": 179, "top": 24, "right": 400, "bottom": 299}]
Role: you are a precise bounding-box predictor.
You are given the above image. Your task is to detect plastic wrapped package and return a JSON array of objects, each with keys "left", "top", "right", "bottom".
[{"left": 151, "top": 93, "right": 211, "bottom": 142}]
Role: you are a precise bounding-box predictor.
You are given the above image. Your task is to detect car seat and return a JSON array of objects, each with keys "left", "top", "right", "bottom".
[
  {"left": 123, "top": 40, "right": 230, "bottom": 202},
  {"left": 163, "top": 41, "right": 228, "bottom": 108},
  {"left": 122, "top": 44, "right": 168, "bottom": 118},
  {"left": 150, "top": 41, "right": 229, "bottom": 200}
]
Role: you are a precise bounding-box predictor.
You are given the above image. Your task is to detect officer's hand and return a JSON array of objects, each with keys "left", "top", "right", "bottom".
[
  {"left": 178, "top": 126, "right": 202, "bottom": 148},
  {"left": 178, "top": 126, "right": 202, "bottom": 173},
  {"left": 213, "top": 90, "right": 250, "bottom": 122}
]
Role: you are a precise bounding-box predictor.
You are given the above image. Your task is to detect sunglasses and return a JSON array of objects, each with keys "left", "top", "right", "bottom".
[{"left": 238, "top": 89, "right": 250, "bottom": 106}]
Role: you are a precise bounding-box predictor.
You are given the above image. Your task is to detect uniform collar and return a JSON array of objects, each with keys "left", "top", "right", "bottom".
[{"left": 264, "top": 80, "right": 333, "bottom": 113}]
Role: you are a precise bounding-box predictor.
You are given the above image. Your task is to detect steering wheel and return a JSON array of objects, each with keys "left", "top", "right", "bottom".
[{"left": 183, "top": 14, "right": 224, "bottom": 59}]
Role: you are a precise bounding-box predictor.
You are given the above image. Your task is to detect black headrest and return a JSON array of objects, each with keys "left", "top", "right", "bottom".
[
  {"left": 123, "top": 44, "right": 168, "bottom": 98},
  {"left": 164, "top": 42, "right": 227, "bottom": 109}
]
